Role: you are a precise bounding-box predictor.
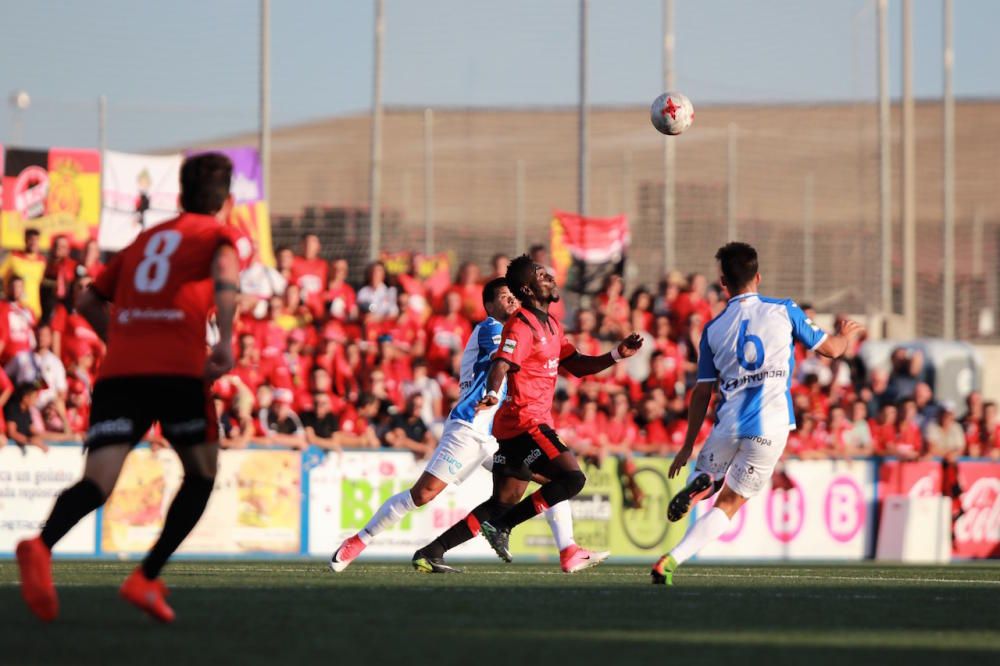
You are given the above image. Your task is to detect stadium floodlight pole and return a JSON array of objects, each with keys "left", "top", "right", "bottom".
[
  {"left": 662, "top": 0, "right": 676, "bottom": 271},
  {"left": 578, "top": 0, "right": 589, "bottom": 218},
  {"left": 901, "top": 0, "right": 916, "bottom": 336},
  {"left": 260, "top": 0, "right": 271, "bottom": 201},
  {"left": 727, "top": 123, "right": 737, "bottom": 241},
  {"left": 943, "top": 0, "right": 955, "bottom": 339},
  {"left": 424, "top": 107, "right": 434, "bottom": 255},
  {"left": 804, "top": 172, "right": 815, "bottom": 302},
  {"left": 877, "top": 0, "right": 892, "bottom": 319},
  {"left": 515, "top": 159, "right": 526, "bottom": 254},
  {"left": 368, "top": 0, "right": 385, "bottom": 262}
]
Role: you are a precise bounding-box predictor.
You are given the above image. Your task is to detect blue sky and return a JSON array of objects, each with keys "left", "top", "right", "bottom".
[{"left": 1, "top": 0, "right": 997, "bottom": 151}]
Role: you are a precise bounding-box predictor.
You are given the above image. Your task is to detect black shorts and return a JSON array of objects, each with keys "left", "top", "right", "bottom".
[
  {"left": 85, "top": 376, "right": 218, "bottom": 450},
  {"left": 492, "top": 424, "right": 570, "bottom": 479}
]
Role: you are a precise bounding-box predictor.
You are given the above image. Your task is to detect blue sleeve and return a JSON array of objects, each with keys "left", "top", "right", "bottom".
[
  {"left": 480, "top": 319, "right": 503, "bottom": 358},
  {"left": 786, "top": 301, "right": 827, "bottom": 350},
  {"left": 696, "top": 331, "right": 717, "bottom": 382}
]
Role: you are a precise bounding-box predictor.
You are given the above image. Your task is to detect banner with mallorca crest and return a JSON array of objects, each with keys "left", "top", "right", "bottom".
[{"left": 1, "top": 146, "right": 101, "bottom": 249}]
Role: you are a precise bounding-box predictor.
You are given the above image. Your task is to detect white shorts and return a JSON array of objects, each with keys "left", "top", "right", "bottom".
[
  {"left": 694, "top": 429, "right": 790, "bottom": 498},
  {"left": 423, "top": 420, "right": 498, "bottom": 486}
]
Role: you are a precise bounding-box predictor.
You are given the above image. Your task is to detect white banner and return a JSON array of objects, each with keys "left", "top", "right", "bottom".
[
  {"left": 0, "top": 447, "right": 95, "bottom": 554},
  {"left": 307, "top": 450, "right": 497, "bottom": 559},
  {"left": 99, "top": 150, "right": 182, "bottom": 251},
  {"left": 694, "top": 459, "right": 876, "bottom": 561}
]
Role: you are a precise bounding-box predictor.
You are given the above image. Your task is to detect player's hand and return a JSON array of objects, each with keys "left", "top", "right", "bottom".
[
  {"left": 204, "top": 343, "right": 235, "bottom": 382},
  {"left": 838, "top": 319, "right": 865, "bottom": 339},
  {"left": 669, "top": 445, "right": 693, "bottom": 479},
  {"left": 616, "top": 333, "right": 644, "bottom": 359},
  {"left": 475, "top": 394, "right": 500, "bottom": 412}
]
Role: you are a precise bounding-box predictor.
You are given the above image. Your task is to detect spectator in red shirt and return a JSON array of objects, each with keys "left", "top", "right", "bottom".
[
  {"left": 572, "top": 399, "right": 606, "bottom": 465},
  {"left": 390, "top": 291, "right": 428, "bottom": 357},
  {"left": 0, "top": 277, "right": 37, "bottom": 367},
  {"left": 232, "top": 333, "right": 264, "bottom": 396},
  {"left": 893, "top": 398, "right": 923, "bottom": 460},
  {"left": 39, "top": 235, "right": 78, "bottom": 325},
  {"left": 671, "top": 273, "right": 713, "bottom": 339},
  {"left": 785, "top": 413, "right": 827, "bottom": 459},
  {"left": 51, "top": 274, "right": 104, "bottom": 367},
  {"left": 449, "top": 262, "right": 487, "bottom": 322},
  {"left": 597, "top": 274, "right": 630, "bottom": 339},
  {"left": 80, "top": 239, "right": 104, "bottom": 280},
  {"left": 570, "top": 309, "right": 602, "bottom": 357},
  {"left": 637, "top": 396, "right": 670, "bottom": 455},
  {"left": 643, "top": 350, "right": 684, "bottom": 399},
  {"left": 869, "top": 403, "right": 898, "bottom": 455},
  {"left": 290, "top": 233, "right": 328, "bottom": 307},
  {"left": 325, "top": 258, "right": 358, "bottom": 323},
  {"left": 424, "top": 291, "right": 471, "bottom": 376},
  {"left": 629, "top": 287, "right": 655, "bottom": 333}
]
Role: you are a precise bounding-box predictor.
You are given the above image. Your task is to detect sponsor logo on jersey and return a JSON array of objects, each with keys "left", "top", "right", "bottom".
[
  {"left": 502, "top": 339, "right": 516, "bottom": 354},
  {"left": 722, "top": 369, "right": 787, "bottom": 391},
  {"left": 492, "top": 335, "right": 502, "bottom": 345},
  {"left": 738, "top": 434, "right": 773, "bottom": 446},
  {"left": 117, "top": 308, "right": 185, "bottom": 324},
  {"left": 87, "top": 418, "right": 134, "bottom": 438}
]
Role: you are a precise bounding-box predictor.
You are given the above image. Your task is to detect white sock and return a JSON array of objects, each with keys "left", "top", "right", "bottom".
[
  {"left": 359, "top": 490, "right": 417, "bottom": 544},
  {"left": 670, "top": 507, "right": 732, "bottom": 565},
  {"left": 544, "top": 500, "right": 576, "bottom": 551}
]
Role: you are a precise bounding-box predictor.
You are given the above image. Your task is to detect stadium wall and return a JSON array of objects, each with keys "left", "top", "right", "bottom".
[{"left": 1, "top": 444, "right": 997, "bottom": 563}]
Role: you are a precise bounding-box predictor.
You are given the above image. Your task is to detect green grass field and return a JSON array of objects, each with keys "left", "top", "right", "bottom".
[{"left": 1, "top": 561, "right": 998, "bottom": 665}]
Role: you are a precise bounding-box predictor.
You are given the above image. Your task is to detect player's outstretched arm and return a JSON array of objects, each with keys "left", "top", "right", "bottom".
[
  {"left": 205, "top": 245, "right": 240, "bottom": 381},
  {"left": 559, "top": 332, "right": 643, "bottom": 378},
  {"left": 475, "top": 358, "right": 512, "bottom": 412},
  {"left": 814, "top": 319, "right": 865, "bottom": 359},
  {"left": 668, "top": 380, "right": 714, "bottom": 478}
]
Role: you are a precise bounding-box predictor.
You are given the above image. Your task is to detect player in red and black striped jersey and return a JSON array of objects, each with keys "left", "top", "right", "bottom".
[
  {"left": 413, "top": 255, "right": 642, "bottom": 572},
  {"left": 16, "top": 153, "right": 249, "bottom": 624}
]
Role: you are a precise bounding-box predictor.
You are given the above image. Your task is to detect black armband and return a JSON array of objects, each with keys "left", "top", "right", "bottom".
[{"left": 214, "top": 281, "right": 240, "bottom": 294}]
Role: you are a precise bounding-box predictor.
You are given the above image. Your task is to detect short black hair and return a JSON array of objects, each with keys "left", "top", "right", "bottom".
[
  {"left": 715, "top": 242, "right": 758, "bottom": 291},
  {"left": 504, "top": 254, "right": 535, "bottom": 299},
  {"left": 25, "top": 228, "right": 40, "bottom": 238},
  {"left": 528, "top": 243, "right": 546, "bottom": 255},
  {"left": 179, "top": 152, "right": 232, "bottom": 215},
  {"left": 482, "top": 277, "right": 509, "bottom": 308}
]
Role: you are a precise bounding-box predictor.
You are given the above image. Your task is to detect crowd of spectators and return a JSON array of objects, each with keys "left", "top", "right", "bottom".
[{"left": 1, "top": 227, "right": 997, "bottom": 465}]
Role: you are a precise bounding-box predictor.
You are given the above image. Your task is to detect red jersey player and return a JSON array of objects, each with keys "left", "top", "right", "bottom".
[
  {"left": 16, "top": 153, "right": 248, "bottom": 624},
  {"left": 413, "top": 255, "right": 642, "bottom": 572}
]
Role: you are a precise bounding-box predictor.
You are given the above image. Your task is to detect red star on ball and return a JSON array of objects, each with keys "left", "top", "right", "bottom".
[{"left": 662, "top": 96, "right": 679, "bottom": 119}]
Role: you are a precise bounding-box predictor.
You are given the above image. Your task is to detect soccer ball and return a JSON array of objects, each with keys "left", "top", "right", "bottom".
[{"left": 650, "top": 92, "right": 694, "bottom": 136}]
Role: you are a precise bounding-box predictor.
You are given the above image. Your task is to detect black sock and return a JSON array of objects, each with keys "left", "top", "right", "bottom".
[
  {"left": 494, "top": 470, "right": 587, "bottom": 531},
  {"left": 40, "top": 478, "right": 106, "bottom": 550},
  {"left": 141, "top": 475, "right": 214, "bottom": 580},
  {"left": 421, "top": 498, "right": 512, "bottom": 559}
]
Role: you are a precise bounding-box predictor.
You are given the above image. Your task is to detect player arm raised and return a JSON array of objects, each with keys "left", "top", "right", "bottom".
[
  {"left": 559, "top": 332, "right": 643, "bottom": 378},
  {"left": 813, "top": 319, "right": 865, "bottom": 359}
]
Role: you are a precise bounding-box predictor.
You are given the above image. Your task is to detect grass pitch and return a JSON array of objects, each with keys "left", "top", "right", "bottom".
[{"left": 1, "top": 561, "right": 998, "bottom": 665}]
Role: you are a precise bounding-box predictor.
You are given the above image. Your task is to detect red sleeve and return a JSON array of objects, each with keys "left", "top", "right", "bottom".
[
  {"left": 220, "top": 226, "right": 254, "bottom": 271},
  {"left": 559, "top": 334, "right": 577, "bottom": 361},
  {"left": 493, "top": 316, "right": 533, "bottom": 368},
  {"left": 93, "top": 250, "right": 125, "bottom": 300},
  {"left": 0, "top": 367, "right": 12, "bottom": 393}
]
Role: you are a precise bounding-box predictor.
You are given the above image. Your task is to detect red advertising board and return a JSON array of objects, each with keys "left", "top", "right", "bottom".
[{"left": 878, "top": 460, "right": 1000, "bottom": 559}]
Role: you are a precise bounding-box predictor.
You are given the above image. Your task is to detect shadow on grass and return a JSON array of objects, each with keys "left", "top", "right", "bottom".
[{"left": 0, "top": 580, "right": 998, "bottom": 666}]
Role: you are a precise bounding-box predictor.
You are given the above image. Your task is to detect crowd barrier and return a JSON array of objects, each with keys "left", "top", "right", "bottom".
[{"left": 1, "top": 443, "right": 997, "bottom": 562}]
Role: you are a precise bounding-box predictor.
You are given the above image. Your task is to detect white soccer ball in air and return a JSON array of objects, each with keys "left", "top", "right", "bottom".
[{"left": 650, "top": 92, "right": 694, "bottom": 136}]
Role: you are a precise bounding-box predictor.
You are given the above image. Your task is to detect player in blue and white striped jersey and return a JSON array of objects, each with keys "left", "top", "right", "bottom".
[
  {"left": 651, "top": 242, "right": 864, "bottom": 585},
  {"left": 331, "top": 278, "right": 596, "bottom": 573}
]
